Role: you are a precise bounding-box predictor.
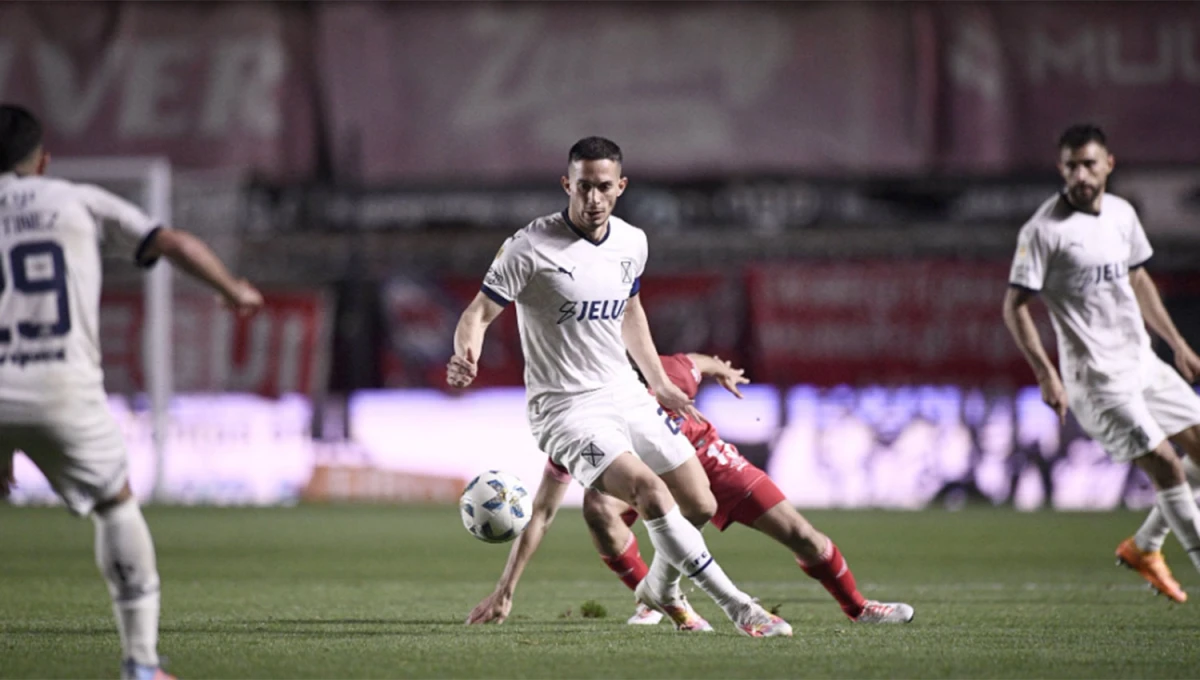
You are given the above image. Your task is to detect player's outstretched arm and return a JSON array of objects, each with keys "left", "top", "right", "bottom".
[
  {"left": 622, "top": 295, "right": 703, "bottom": 421},
  {"left": 448, "top": 292, "right": 506, "bottom": 389},
  {"left": 143, "top": 228, "right": 262, "bottom": 317},
  {"left": 687, "top": 353, "right": 750, "bottom": 398},
  {"left": 1131, "top": 268, "right": 1200, "bottom": 381},
  {"left": 1002, "top": 287, "right": 1067, "bottom": 423},
  {"left": 466, "top": 467, "right": 570, "bottom": 624}
]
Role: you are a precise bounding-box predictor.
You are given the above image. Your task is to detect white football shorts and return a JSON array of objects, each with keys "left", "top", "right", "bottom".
[
  {"left": 1068, "top": 356, "right": 1200, "bottom": 462},
  {"left": 528, "top": 379, "right": 695, "bottom": 489},
  {"left": 0, "top": 389, "right": 128, "bottom": 516}
]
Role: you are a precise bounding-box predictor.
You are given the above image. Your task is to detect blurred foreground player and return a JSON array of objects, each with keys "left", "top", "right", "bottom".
[
  {"left": 466, "top": 353, "right": 914, "bottom": 627},
  {"left": 449, "top": 137, "right": 789, "bottom": 636},
  {"left": 0, "top": 104, "right": 263, "bottom": 679},
  {"left": 1003, "top": 123, "right": 1200, "bottom": 604}
]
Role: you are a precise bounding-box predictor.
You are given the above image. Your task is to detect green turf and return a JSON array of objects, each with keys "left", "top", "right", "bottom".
[{"left": 2, "top": 505, "right": 1198, "bottom": 678}]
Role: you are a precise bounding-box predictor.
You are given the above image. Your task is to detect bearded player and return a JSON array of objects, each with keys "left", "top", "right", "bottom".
[{"left": 1003, "top": 123, "right": 1200, "bottom": 604}]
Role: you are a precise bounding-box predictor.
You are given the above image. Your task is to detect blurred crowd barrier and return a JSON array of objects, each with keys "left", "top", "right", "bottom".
[{"left": 9, "top": 383, "right": 1171, "bottom": 511}]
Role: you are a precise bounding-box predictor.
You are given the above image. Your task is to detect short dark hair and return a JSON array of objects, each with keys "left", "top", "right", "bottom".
[
  {"left": 568, "top": 136, "right": 622, "bottom": 165},
  {"left": 1058, "top": 123, "right": 1106, "bottom": 151},
  {"left": 0, "top": 104, "right": 42, "bottom": 173}
]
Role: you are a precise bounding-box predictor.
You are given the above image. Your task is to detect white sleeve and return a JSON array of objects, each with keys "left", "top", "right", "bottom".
[
  {"left": 1129, "top": 211, "right": 1154, "bottom": 268},
  {"left": 1009, "top": 222, "right": 1052, "bottom": 292},
  {"left": 481, "top": 230, "right": 535, "bottom": 306},
  {"left": 76, "top": 183, "right": 162, "bottom": 267}
]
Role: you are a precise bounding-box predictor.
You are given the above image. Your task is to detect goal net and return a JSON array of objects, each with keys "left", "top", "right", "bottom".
[{"left": 51, "top": 157, "right": 174, "bottom": 502}]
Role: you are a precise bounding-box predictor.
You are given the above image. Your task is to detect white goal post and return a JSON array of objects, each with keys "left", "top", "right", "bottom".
[{"left": 52, "top": 157, "right": 173, "bottom": 502}]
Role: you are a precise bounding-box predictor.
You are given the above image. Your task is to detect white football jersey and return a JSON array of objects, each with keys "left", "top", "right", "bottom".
[
  {"left": 1009, "top": 192, "right": 1154, "bottom": 400},
  {"left": 482, "top": 210, "right": 647, "bottom": 400},
  {"left": 0, "top": 172, "right": 159, "bottom": 405}
]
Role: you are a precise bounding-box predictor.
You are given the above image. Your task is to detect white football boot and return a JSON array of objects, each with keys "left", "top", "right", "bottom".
[
  {"left": 627, "top": 601, "right": 665, "bottom": 626},
  {"left": 730, "top": 599, "right": 793, "bottom": 638},
  {"left": 853, "top": 600, "right": 915, "bottom": 624}
]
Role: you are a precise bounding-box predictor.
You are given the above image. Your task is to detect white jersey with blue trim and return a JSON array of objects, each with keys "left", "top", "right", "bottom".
[
  {"left": 482, "top": 210, "right": 647, "bottom": 400},
  {"left": 1008, "top": 192, "right": 1154, "bottom": 400},
  {"left": 0, "top": 172, "right": 159, "bottom": 405}
]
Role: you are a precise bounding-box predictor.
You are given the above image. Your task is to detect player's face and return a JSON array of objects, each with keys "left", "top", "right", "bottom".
[
  {"left": 562, "top": 159, "right": 627, "bottom": 230},
  {"left": 1057, "top": 142, "right": 1113, "bottom": 209}
]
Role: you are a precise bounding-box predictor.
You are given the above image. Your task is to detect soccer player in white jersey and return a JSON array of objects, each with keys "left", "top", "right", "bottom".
[
  {"left": 0, "top": 104, "right": 263, "bottom": 679},
  {"left": 446, "top": 137, "right": 790, "bottom": 637},
  {"left": 1003, "top": 123, "right": 1200, "bottom": 603}
]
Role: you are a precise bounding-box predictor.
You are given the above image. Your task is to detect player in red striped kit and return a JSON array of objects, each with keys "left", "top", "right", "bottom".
[{"left": 466, "top": 353, "right": 914, "bottom": 628}]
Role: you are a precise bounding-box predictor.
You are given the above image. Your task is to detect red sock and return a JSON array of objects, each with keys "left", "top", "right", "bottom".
[
  {"left": 797, "top": 540, "right": 867, "bottom": 619},
  {"left": 602, "top": 534, "right": 650, "bottom": 592}
]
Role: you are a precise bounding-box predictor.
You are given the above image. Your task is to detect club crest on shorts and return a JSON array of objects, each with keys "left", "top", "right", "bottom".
[
  {"left": 581, "top": 442, "right": 605, "bottom": 466},
  {"left": 620, "top": 259, "right": 634, "bottom": 284}
]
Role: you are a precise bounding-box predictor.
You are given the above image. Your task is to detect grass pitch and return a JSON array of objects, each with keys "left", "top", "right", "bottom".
[{"left": 2, "top": 505, "right": 1198, "bottom": 678}]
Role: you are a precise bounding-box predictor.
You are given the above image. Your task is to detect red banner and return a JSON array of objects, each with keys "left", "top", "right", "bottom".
[
  {"left": 746, "top": 262, "right": 1052, "bottom": 387},
  {"left": 0, "top": 2, "right": 316, "bottom": 178},
  {"left": 934, "top": 3, "right": 1200, "bottom": 170},
  {"left": 101, "top": 288, "right": 331, "bottom": 397},
  {"left": 316, "top": 2, "right": 929, "bottom": 182},
  {"left": 4, "top": 3, "right": 1199, "bottom": 179}
]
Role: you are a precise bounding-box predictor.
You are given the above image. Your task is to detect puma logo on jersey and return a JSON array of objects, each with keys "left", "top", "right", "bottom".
[
  {"left": 555, "top": 265, "right": 575, "bottom": 280},
  {"left": 557, "top": 299, "right": 627, "bottom": 325}
]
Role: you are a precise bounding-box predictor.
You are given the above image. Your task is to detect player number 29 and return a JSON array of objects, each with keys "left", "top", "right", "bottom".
[{"left": 0, "top": 240, "right": 72, "bottom": 344}]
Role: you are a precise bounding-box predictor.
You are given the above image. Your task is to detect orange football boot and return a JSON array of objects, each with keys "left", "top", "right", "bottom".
[{"left": 1116, "top": 537, "right": 1187, "bottom": 603}]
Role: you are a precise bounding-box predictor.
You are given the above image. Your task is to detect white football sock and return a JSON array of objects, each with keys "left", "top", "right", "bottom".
[
  {"left": 93, "top": 499, "right": 160, "bottom": 667},
  {"left": 645, "top": 553, "right": 682, "bottom": 599},
  {"left": 1134, "top": 458, "right": 1200, "bottom": 552},
  {"left": 1153, "top": 484, "right": 1200, "bottom": 572},
  {"left": 643, "top": 506, "right": 751, "bottom": 617}
]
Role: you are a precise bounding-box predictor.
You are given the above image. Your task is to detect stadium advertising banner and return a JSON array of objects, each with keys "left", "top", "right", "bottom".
[
  {"left": 317, "top": 2, "right": 1200, "bottom": 181},
  {"left": 100, "top": 289, "right": 332, "bottom": 398},
  {"left": 746, "top": 261, "right": 1053, "bottom": 387},
  {"left": 314, "top": 2, "right": 927, "bottom": 182},
  {"left": 0, "top": 2, "right": 316, "bottom": 178},
  {"left": 3, "top": 3, "right": 1198, "bottom": 179},
  {"left": 933, "top": 2, "right": 1200, "bottom": 171}
]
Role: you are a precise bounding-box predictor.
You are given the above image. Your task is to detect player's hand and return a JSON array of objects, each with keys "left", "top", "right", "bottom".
[
  {"left": 1174, "top": 344, "right": 1200, "bottom": 382},
  {"left": 1038, "top": 374, "right": 1068, "bottom": 425},
  {"left": 466, "top": 590, "right": 512, "bottom": 624},
  {"left": 447, "top": 347, "right": 479, "bottom": 389},
  {"left": 220, "top": 279, "right": 264, "bottom": 318},
  {"left": 654, "top": 380, "right": 706, "bottom": 423},
  {"left": 710, "top": 355, "right": 749, "bottom": 399}
]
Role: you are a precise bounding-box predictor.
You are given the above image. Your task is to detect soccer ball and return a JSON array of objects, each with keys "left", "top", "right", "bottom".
[{"left": 459, "top": 470, "right": 532, "bottom": 543}]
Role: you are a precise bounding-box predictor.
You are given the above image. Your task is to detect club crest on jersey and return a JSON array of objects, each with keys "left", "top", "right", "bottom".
[
  {"left": 581, "top": 442, "right": 605, "bottom": 467},
  {"left": 557, "top": 299, "right": 627, "bottom": 325},
  {"left": 620, "top": 259, "right": 634, "bottom": 284}
]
